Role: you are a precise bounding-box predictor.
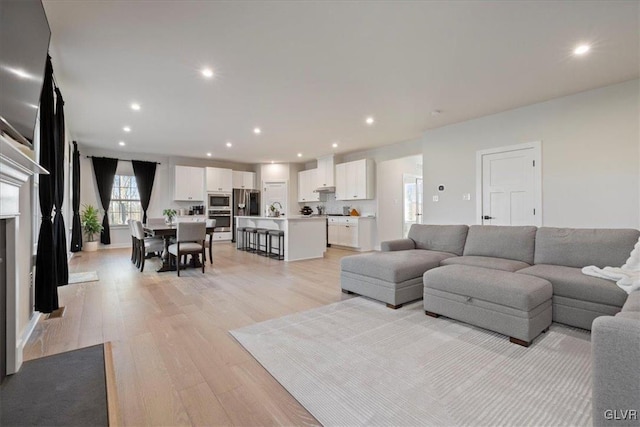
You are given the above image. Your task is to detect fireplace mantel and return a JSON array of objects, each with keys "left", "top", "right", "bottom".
[
  {"left": 1, "top": 134, "right": 48, "bottom": 217},
  {"left": 0, "top": 132, "right": 48, "bottom": 374}
]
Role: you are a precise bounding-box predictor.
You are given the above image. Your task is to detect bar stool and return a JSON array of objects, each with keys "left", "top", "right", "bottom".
[
  {"left": 236, "top": 226, "right": 248, "bottom": 250},
  {"left": 269, "top": 229, "right": 285, "bottom": 260},
  {"left": 245, "top": 227, "right": 260, "bottom": 253},
  {"left": 256, "top": 229, "right": 270, "bottom": 256}
]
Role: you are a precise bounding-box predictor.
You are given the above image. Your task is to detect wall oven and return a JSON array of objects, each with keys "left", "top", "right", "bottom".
[
  {"left": 208, "top": 193, "right": 231, "bottom": 209},
  {"left": 208, "top": 209, "right": 231, "bottom": 232}
]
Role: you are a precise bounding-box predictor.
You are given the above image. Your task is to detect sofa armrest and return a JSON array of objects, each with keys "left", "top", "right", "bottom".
[
  {"left": 592, "top": 315, "right": 640, "bottom": 426},
  {"left": 380, "top": 239, "right": 415, "bottom": 252}
]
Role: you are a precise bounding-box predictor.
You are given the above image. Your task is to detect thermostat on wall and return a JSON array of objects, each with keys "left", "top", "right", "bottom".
[{"left": 438, "top": 185, "right": 445, "bottom": 192}]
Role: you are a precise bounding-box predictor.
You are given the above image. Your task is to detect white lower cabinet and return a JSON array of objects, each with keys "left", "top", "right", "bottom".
[{"left": 327, "top": 217, "right": 375, "bottom": 251}]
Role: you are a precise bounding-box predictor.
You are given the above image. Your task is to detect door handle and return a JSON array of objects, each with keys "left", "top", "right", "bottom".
[{"left": 483, "top": 215, "right": 494, "bottom": 220}]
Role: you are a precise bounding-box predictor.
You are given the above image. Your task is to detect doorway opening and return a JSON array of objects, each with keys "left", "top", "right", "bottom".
[
  {"left": 403, "top": 175, "right": 423, "bottom": 237},
  {"left": 476, "top": 141, "right": 542, "bottom": 226}
]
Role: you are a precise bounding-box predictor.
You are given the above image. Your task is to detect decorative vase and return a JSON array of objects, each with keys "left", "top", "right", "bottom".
[
  {"left": 165, "top": 216, "right": 175, "bottom": 225},
  {"left": 84, "top": 241, "right": 98, "bottom": 252}
]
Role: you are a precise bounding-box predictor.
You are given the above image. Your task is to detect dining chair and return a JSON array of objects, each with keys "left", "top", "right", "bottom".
[
  {"left": 167, "top": 221, "right": 206, "bottom": 276},
  {"left": 204, "top": 219, "right": 216, "bottom": 264},
  {"left": 133, "top": 220, "right": 164, "bottom": 272},
  {"left": 146, "top": 217, "right": 166, "bottom": 226},
  {"left": 129, "top": 219, "right": 137, "bottom": 264}
]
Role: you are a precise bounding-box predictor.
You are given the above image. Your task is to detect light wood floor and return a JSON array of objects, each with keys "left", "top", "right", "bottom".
[{"left": 24, "top": 243, "right": 356, "bottom": 426}]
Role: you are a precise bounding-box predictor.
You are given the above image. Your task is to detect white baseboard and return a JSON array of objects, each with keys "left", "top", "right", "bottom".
[
  {"left": 99, "top": 243, "right": 130, "bottom": 250},
  {"left": 12, "top": 312, "right": 41, "bottom": 374}
]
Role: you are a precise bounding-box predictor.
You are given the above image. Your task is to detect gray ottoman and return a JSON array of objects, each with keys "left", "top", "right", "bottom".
[{"left": 423, "top": 265, "right": 553, "bottom": 346}]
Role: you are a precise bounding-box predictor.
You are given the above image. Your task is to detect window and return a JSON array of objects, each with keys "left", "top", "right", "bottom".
[{"left": 109, "top": 175, "right": 142, "bottom": 225}]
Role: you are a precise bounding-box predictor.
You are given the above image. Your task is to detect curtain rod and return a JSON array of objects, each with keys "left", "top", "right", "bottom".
[{"left": 85, "top": 155, "right": 161, "bottom": 165}]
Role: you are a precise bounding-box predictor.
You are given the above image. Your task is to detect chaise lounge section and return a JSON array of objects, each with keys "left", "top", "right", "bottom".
[{"left": 340, "top": 225, "right": 468, "bottom": 309}]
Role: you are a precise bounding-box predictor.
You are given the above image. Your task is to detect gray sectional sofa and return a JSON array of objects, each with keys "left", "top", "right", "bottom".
[
  {"left": 592, "top": 292, "right": 640, "bottom": 427},
  {"left": 340, "top": 223, "right": 640, "bottom": 424},
  {"left": 340, "top": 224, "right": 638, "bottom": 337}
]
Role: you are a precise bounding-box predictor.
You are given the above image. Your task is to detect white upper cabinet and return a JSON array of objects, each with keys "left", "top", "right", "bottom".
[
  {"left": 174, "top": 165, "right": 205, "bottom": 201},
  {"left": 316, "top": 155, "right": 335, "bottom": 188},
  {"left": 335, "top": 159, "right": 375, "bottom": 200},
  {"left": 298, "top": 169, "right": 320, "bottom": 203},
  {"left": 206, "top": 167, "right": 233, "bottom": 192},
  {"left": 232, "top": 170, "right": 256, "bottom": 189}
]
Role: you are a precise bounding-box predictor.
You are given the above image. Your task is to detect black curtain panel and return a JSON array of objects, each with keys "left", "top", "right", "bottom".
[
  {"left": 53, "top": 87, "right": 68, "bottom": 286},
  {"left": 70, "top": 141, "right": 82, "bottom": 252},
  {"left": 131, "top": 160, "right": 157, "bottom": 224},
  {"left": 35, "top": 56, "right": 59, "bottom": 313},
  {"left": 91, "top": 157, "right": 118, "bottom": 244}
]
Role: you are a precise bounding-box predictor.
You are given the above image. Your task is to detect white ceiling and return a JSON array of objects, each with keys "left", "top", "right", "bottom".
[{"left": 43, "top": 1, "right": 639, "bottom": 164}]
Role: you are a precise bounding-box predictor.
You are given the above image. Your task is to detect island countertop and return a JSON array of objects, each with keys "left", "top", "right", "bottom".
[
  {"left": 234, "top": 215, "right": 326, "bottom": 221},
  {"left": 235, "top": 216, "right": 327, "bottom": 261}
]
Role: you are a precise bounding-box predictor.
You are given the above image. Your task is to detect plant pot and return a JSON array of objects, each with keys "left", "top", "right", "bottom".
[{"left": 84, "top": 241, "right": 99, "bottom": 252}]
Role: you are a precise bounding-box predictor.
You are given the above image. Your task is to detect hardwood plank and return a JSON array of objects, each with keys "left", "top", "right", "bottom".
[
  {"left": 179, "top": 382, "right": 232, "bottom": 426},
  {"left": 22, "top": 243, "right": 353, "bottom": 425},
  {"left": 103, "top": 342, "right": 121, "bottom": 427}
]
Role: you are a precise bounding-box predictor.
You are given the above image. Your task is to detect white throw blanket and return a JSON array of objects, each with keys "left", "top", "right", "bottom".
[{"left": 582, "top": 237, "right": 640, "bottom": 294}]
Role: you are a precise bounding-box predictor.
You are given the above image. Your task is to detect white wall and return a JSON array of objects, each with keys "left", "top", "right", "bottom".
[
  {"left": 422, "top": 79, "right": 640, "bottom": 229},
  {"left": 79, "top": 146, "right": 256, "bottom": 247}
]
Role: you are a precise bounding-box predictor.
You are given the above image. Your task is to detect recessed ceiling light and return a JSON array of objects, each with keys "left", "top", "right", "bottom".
[
  {"left": 118, "top": 141, "right": 126, "bottom": 146},
  {"left": 201, "top": 68, "right": 214, "bottom": 78},
  {"left": 226, "top": 142, "right": 232, "bottom": 147},
  {"left": 206, "top": 152, "right": 212, "bottom": 157},
  {"left": 123, "top": 126, "right": 131, "bottom": 132},
  {"left": 297, "top": 153, "right": 302, "bottom": 157},
  {"left": 365, "top": 116, "right": 375, "bottom": 125},
  {"left": 332, "top": 142, "right": 338, "bottom": 148},
  {"left": 130, "top": 103, "right": 141, "bottom": 111},
  {"left": 430, "top": 110, "right": 442, "bottom": 117},
  {"left": 573, "top": 44, "right": 591, "bottom": 55},
  {"left": 254, "top": 127, "right": 261, "bottom": 134},
  {"left": 5, "top": 67, "right": 33, "bottom": 80}
]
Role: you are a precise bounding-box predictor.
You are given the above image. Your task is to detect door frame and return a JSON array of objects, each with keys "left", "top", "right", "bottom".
[{"left": 475, "top": 141, "right": 542, "bottom": 226}]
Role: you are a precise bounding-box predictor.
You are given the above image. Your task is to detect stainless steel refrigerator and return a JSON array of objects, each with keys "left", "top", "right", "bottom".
[{"left": 231, "top": 189, "right": 260, "bottom": 242}]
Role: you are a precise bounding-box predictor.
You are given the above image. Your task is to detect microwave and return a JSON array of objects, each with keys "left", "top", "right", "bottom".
[{"left": 208, "top": 193, "right": 231, "bottom": 209}]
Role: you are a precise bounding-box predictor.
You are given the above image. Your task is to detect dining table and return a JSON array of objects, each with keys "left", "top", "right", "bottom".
[{"left": 144, "top": 223, "right": 216, "bottom": 272}]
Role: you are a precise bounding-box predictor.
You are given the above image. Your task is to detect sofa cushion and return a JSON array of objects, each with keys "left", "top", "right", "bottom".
[
  {"left": 534, "top": 227, "right": 640, "bottom": 268},
  {"left": 341, "top": 250, "right": 455, "bottom": 283},
  {"left": 462, "top": 225, "right": 537, "bottom": 264},
  {"left": 616, "top": 312, "right": 640, "bottom": 320},
  {"left": 518, "top": 264, "right": 628, "bottom": 308},
  {"left": 440, "top": 256, "right": 530, "bottom": 272},
  {"left": 424, "top": 265, "right": 552, "bottom": 311},
  {"left": 408, "top": 224, "right": 469, "bottom": 256},
  {"left": 621, "top": 291, "right": 640, "bottom": 312}
]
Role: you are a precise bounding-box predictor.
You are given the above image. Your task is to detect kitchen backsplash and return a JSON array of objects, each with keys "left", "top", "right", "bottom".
[{"left": 300, "top": 193, "right": 377, "bottom": 217}]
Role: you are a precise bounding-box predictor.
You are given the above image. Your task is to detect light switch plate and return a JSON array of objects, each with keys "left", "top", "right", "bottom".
[
  {"left": 463, "top": 193, "right": 471, "bottom": 201},
  {"left": 432, "top": 195, "right": 439, "bottom": 202}
]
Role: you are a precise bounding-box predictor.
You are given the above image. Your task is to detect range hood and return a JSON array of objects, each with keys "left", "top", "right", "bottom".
[{"left": 314, "top": 186, "right": 335, "bottom": 193}]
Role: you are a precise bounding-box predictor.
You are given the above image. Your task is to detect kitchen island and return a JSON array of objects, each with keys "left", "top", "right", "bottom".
[{"left": 235, "top": 216, "right": 327, "bottom": 262}]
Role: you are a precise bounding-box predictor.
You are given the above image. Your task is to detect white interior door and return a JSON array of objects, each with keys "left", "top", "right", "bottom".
[
  {"left": 263, "top": 181, "right": 287, "bottom": 216},
  {"left": 480, "top": 146, "right": 540, "bottom": 226},
  {"left": 403, "top": 174, "right": 423, "bottom": 237}
]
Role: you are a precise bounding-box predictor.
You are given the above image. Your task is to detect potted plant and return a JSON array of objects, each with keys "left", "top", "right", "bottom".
[
  {"left": 268, "top": 202, "right": 282, "bottom": 217},
  {"left": 163, "top": 208, "right": 177, "bottom": 225},
  {"left": 80, "top": 204, "right": 103, "bottom": 252}
]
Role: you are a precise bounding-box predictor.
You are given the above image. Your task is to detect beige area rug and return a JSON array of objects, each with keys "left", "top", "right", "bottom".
[
  {"left": 68, "top": 271, "right": 99, "bottom": 284},
  {"left": 230, "top": 297, "right": 592, "bottom": 426}
]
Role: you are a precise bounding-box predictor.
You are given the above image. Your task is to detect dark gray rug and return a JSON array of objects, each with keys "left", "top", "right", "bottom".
[{"left": 0, "top": 344, "right": 108, "bottom": 427}]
